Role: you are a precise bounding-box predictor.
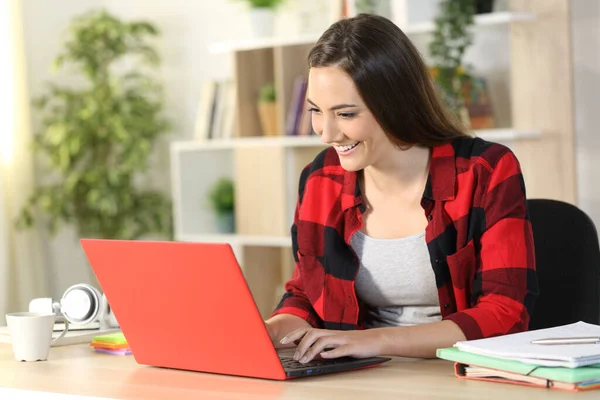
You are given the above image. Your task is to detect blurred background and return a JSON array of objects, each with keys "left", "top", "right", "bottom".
[{"left": 0, "top": 0, "right": 598, "bottom": 319}]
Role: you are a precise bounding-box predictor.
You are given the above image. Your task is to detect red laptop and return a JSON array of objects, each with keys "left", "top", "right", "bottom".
[{"left": 80, "top": 239, "right": 390, "bottom": 380}]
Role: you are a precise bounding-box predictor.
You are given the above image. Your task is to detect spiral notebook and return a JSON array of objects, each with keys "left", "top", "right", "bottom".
[{"left": 454, "top": 321, "right": 600, "bottom": 368}]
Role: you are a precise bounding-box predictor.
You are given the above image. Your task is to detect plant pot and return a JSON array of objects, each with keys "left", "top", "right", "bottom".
[
  {"left": 390, "top": 0, "right": 408, "bottom": 29},
  {"left": 216, "top": 211, "right": 235, "bottom": 234},
  {"left": 475, "top": 0, "right": 495, "bottom": 14},
  {"left": 258, "top": 101, "right": 279, "bottom": 136},
  {"left": 250, "top": 8, "right": 275, "bottom": 38}
]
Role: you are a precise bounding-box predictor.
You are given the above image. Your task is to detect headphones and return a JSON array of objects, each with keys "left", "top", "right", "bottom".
[{"left": 29, "top": 283, "right": 119, "bottom": 329}]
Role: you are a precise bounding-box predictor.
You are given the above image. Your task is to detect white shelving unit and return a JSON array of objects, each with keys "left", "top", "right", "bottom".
[
  {"left": 172, "top": 129, "right": 540, "bottom": 153},
  {"left": 169, "top": 8, "right": 552, "bottom": 317},
  {"left": 178, "top": 233, "right": 291, "bottom": 247},
  {"left": 209, "top": 12, "right": 536, "bottom": 54}
]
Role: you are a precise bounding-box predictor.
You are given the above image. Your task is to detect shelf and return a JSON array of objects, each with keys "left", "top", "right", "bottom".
[
  {"left": 172, "top": 129, "right": 539, "bottom": 152},
  {"left": 172, "top": 135, "right": 325, "bottom": 152},
  {"left": 177, "top": 233, "right": 292, "bottom": 247},
  {"left": 474, "top": 128, "right": 540, "bottom": 142},
  {"left": 209, "top": 12, "right": 536, "bottom": 54},
  {"left": 209, "top": 33, "right": 320, "bottom": 54},
  {"left": 408, "top": 11, "right": 536, "bottom": 34}
]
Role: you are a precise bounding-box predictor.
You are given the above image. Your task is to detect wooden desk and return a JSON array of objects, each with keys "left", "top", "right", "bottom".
[{"left": 0, "top": 344, "right": 596, "bottom": 399}]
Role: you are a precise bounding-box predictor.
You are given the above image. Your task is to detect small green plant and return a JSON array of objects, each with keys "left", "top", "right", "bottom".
[
  {"left": 207, "top": 178, "right": 234, "bottom": 217},
  {"left": 238, "top": 0, "right": 285, "bottom": 9},
  {"left": 355, "top": 0, "right": 379, "bottom": 14},
  {"left": 258, "top": 82, "right": 276, "bottom": 103},
  {"left": 16, "top": 10, "right": 172, "bottom": 240},
  {"left": 429, "top": 0, "right": 475, "bottom": 118}
]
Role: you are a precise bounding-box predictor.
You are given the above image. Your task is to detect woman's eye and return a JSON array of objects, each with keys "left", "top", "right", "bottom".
[
  {"left": 338, "top": 112, "right": 355, "bottom": 119},
  {"left": 308, "top": 107, "right": 321, "bottom": 114}
]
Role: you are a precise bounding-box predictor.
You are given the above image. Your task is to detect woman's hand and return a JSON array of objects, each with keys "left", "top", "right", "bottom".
[
  {"left": 264, "top": 314, "right": 312, "bottom": 348},
  {"left": 280, "top": 327, "right": 387, "bottom": 363}
]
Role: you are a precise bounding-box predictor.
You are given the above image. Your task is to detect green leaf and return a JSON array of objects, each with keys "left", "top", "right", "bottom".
[{"left": 16, "top": 8, "right": 172, "bottom": 240}]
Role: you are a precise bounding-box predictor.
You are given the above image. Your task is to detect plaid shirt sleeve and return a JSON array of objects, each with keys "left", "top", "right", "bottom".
[
  {"left": 444, "top": 150, "right": 538, "bottom": 340},
  {"left": 270, "top": 166, "right": 324, "bottom": 328}
]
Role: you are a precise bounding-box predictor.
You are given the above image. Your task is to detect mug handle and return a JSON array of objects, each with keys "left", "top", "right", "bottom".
[{"left": 51, "top": 317, "right": 69, "bottom": 345}]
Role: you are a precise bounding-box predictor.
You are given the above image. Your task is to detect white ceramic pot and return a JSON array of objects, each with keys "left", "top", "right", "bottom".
[
  {"left": 250, "top": 8, "right": 275, "bottom": 38},
  {"left": 390, "top": 0, "right": 408, "bottom": 29}
]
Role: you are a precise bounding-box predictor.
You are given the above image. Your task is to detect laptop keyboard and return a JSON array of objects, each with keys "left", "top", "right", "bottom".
[{"left": 280, "top": 356, "right": 356, "bottom": 370}]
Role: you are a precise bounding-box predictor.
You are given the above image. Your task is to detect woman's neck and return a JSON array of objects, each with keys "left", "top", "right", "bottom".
[{"left": 361, "top": 145, "right": 431, "bottom": 196}]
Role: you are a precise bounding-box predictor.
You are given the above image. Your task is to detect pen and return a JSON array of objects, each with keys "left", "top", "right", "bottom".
[{"left": 530, "top": 336, "right": 600, "bottom": 345}]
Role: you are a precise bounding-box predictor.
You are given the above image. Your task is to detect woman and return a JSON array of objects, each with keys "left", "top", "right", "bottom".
[{"left": 264, "top": 14, "right": 538, "bottom": 365}]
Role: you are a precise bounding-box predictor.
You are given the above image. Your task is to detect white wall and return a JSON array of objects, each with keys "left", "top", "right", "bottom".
[
  {"left": 24, "top": 0, "right": 594, "bottom": 301},
  {"left": 572, "top": 0, "right": 600, "bottom": 230},
  {"left": 21, "top": 0, "right": 106, "bottom": 299},
  {"left": 20, "top": 0, "right": 330, "bottom": 298}
]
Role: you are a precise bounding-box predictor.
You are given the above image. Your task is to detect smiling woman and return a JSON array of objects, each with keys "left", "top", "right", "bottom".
[
  {"left": 264, "top": 13, "right": 537, "bottom": 365},
  {"left": 0, "top": 0, "right": 48, "bottom": 318}
]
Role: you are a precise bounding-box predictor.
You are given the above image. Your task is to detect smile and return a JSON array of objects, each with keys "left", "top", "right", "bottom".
[{"left": 334, "top": 142, "right": 360, "bottom": 154}]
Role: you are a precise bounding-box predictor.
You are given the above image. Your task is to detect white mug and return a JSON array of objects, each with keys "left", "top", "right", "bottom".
[{"left": 5, "top": 312, "right": 69, "bottom": 362}]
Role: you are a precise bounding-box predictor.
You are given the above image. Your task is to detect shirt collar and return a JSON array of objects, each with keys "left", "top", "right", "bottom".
[
  {"left": 423, "top": 142, "right": 456, "bottom": 201},
  {"left": 341, "top": 142, "right": 456, "bottom": 211}
]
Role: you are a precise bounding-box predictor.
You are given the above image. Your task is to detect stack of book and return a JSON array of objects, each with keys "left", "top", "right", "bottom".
[
  {"left": 437, "top": 321, "right": 600, "bottom": 391},
  {"left": 90, "top": 332, "right": 131, "bottom": 356}
]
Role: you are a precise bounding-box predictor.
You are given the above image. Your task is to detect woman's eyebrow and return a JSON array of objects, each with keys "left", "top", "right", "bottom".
[{"left": 306, "top": 98, "right": 357, "bottom": 111}]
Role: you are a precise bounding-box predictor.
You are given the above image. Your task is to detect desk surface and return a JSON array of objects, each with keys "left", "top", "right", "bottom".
[{"left": 0, "top": 343, "right": 597, "bottom": 400}]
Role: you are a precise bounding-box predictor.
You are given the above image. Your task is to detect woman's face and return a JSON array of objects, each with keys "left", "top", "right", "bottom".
[{"left": 307, "top": 66, "right": 393, "bottom": 172}]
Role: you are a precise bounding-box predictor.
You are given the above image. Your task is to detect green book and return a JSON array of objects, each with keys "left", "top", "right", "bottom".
[
  {"left": 437, "top": 347, "right": 600, "bottom": 384},
  {"left": 92, "top": 332, "right": 127, "bottom": 344}
]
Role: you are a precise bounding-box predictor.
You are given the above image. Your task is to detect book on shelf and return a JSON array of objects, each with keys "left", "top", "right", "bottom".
[
  {"left": 194, "top": 79, "right": 237, "bottom": 141},
  {"left": 286, "top": 75, "right": 308, "bottom": 136},
  {"left": 436, "top": 321, "right": 600, "bottom": 392}
]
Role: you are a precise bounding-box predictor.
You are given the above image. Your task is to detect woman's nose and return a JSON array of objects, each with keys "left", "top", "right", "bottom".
[{"left": 319, "top": 118, "right": 342, "bottom": 144}]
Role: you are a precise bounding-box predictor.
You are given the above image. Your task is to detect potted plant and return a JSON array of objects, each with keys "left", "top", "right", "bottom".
[
  {"left": 207, "top": 178, "right": 235, "bottom": 233},
  {"left": 257, "top": 82, "right": 279, "bottom": 136},
  {"left": 238, "top": 0, "right": 285, "bottom": 37},
  {"left": 354, "top": 0, "right": 392, "bottom": 17},
  {"left": 17, "top": 10, "right": 172, "bottom": 241},
  {"left": 428, "top": 0, "right": 476, "bottom": 127}
]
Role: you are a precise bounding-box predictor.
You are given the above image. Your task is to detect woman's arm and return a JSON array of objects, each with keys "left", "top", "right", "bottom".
[
  {"left": 443, "top": 150, "right": 538, "bottom": 340},
  {"left": 281, "top": 320, "right": 466, "bottom": 362},
  {"left": 378, "top": 320, "right": 466, "bottom": 358},
  {"left": 267, "top": 165, "right": 323, "bottom": 339}
]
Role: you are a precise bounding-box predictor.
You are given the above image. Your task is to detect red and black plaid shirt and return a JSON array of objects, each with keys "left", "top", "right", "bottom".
[{"left": 271, "top": 137, "right": 538, "bottom": 340}]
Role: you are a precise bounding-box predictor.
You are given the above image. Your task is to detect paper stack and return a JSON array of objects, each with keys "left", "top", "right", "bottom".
[
  {"left": 437, "top": 322, "right": 600, "bottom": 391},
  {"left": 90, "top": 332, "right": 131, "bottom": 356}
]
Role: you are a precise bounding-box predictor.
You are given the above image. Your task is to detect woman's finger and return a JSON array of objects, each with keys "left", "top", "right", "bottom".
[
  {"left": 294, "top": 329, "right": 336, "bottom": 361},
  {"left": 279, "top": 327, "right": 310, "bottom": 345},
  {"left": 299, "top": 335, "right": 345, "bottom": 364},
  {"left": 319, "top": 344, "right": 355, "bottom": 359}
]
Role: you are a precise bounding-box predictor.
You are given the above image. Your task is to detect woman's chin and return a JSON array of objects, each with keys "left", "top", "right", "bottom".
[{"left": 338, "top": 158, "right": 365, "bottom": 172}]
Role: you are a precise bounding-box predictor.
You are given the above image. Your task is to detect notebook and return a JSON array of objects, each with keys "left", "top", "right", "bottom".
[
  {"left": 454, "top": 321, "right": 600, "bottom": 368},
  {"left": 437, "top": 347, "right": 600, "bottom": 392}
]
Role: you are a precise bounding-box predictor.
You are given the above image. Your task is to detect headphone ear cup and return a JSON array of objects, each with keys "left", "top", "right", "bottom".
[
  {"left": 60, "top": 284, "right": 102, "bottom": 325},
  {"left": 28, "top": 297, "right": 54, "bottom": 314}
]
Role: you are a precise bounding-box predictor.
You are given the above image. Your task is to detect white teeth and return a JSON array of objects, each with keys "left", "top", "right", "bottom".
[{"left": 335, "top": 142, "right": 359, "bottom": 152}]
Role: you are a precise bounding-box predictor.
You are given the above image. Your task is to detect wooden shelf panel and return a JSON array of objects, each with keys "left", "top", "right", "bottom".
[
  {"left": 177, "top": 233, "right": 292, "bottom": 247},
  {"left": 475, "top": 128, "right": 540, "bottom": 142},
  {"left": 172, "top": 135, "right": 325, "bottom": 151},
  {"left": 408, "top": 11, "right": 536, "bottom": 34},
  {"left": 209, "top": 12, "right": 536, "bottom": 54},
  {"left": 172, "top": 129, "right": 540, "bottom": 152}
]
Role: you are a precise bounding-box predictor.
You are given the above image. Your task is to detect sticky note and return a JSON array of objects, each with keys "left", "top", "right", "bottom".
[{"left": 92, "top": 332, "right": 127, "bottom": 345}]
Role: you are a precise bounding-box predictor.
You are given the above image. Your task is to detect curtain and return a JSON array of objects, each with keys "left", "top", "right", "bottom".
[{"left": 0, "top": 0, "right": 49, "bottom": 319}]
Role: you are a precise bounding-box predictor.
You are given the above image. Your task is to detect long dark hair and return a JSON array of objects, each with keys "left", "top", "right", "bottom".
[{"left": 308, "top": 14, "right": 468, "bottom": 147}]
